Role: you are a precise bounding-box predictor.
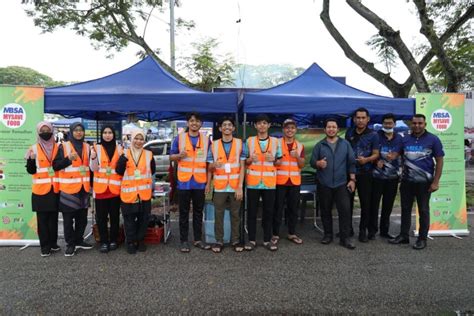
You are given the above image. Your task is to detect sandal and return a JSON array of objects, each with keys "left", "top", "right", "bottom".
[
  {"left": 193, "top": 241, "right": 211, "bottom": 250},
  {"left": 263, "top": 242, "right": 278, "bottom": 251},
  {"left": 211, "top": 243, "right": 223, "bottom": 253},
  {"left": 232, "top": 242, "right": 244, "bottom": 252},
  {"left": 271, "top": 236, "right": 280, "bottom": 245},
  {"left": 180, "top": 242, "right": 191, "bottom": 253},
  {"left": 244, "top": 241, "right": 256, "bottom": 251},
  {"left": 288, "top": 235, "right": 303, "bottom": 245}
]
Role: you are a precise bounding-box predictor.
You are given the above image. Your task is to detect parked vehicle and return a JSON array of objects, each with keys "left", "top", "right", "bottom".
[{"left": 144, "top": 139, "right": 172, "bottom": 176}]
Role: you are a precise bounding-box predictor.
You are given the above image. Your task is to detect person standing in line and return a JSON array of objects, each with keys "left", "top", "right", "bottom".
[
  {"left": 244, "top": 114, "right": 282, "bottom": 251},
  {"left": 116, "top": 130, "right": 155, "bottom": 254},
  {"left": 390, "top": 114, "right": 444, "bottom": 250},
  {"left": 371, "top": 114, "right": 403, "bottom": 239},
  {"left": 311, "top": 118, "right": 356, "bottom": 249},
  {"left": 90, "top": 126, "right": 123, "bottom": 253},
  {"left": 53, "top": 122, "right": 93, "bottom": 257},
  {"left": 345, "top": 107, "right": 379, "bottom": 242},
  {"left": 272, "top": 119, "right": 305, "bottom": 246},
  {"left": 170, "top": 112, "right": 211, "bottom": 253},
  {"left": 25, "top": 121, "right": 61, "bottom": 257}
]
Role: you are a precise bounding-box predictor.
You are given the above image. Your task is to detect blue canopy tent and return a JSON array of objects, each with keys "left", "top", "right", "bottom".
[
  {"left": 45, "top": 56, "right": 238, "bottom": 121},
  {"left": 242, "top": 63, "right": 415, "bottom": 125}
]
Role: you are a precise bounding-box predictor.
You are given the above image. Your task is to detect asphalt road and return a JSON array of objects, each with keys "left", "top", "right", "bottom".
[{"left": 1, "top": 214, "right": 473, "bottom": 314}]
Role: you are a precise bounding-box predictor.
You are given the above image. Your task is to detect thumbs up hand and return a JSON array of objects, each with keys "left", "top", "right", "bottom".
[{"left": 317, "top": 157, "right": 327, "bottom": 169}]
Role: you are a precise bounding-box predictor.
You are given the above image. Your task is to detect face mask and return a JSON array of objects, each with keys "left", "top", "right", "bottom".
[
  {"left": 39, "top": 132, "right": 53, "bottom": 141},
  {"left": 382, "top": 128, "right": 394, "bottom": 133}
]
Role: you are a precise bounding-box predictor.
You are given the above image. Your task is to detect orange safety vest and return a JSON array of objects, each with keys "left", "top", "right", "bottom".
[
  {"left": 30, "top": 143, "right": 59, "bottom": 195},
  {"left": 120, "top": 149, "right": 153, "bottom": 203},
  {"left": 246, "top": 136, "right": 278, "bottom": 188},
  {"left": 92, "top": 144, "right": 123, "bottom": 195},
  {"left": 58, "top": 141, "right": 90, "bottom": 194},
  {"left": 276, "top": 139, "right": 303, "bottom": 185},
  {"left": 177, "top": 132, "right": 208, "bottom": 184},
  {"left": 211, "top": 138, "right": 242, "bottom": 190}
]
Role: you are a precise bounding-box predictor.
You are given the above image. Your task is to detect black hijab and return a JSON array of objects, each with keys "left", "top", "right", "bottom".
[
  {"left": 100, "top": 125, "right": 117, "bottom": 160},
  {"left": 69, "top": 122, "right": 85, "bottom": 156}
]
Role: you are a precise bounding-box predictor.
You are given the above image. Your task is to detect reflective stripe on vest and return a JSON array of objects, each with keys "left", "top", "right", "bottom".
[
  {"left": 92, "top": 143, "right": 123, "bottom": 195},
  {"left": 177, "top": 132, "right": 208, "bottom": 183},
  {"left": 246, "top": 136, "right": 277, "bottom": 187},
  {"left": 120, "top": 149, "right": 153, "bottom": 203},
  {"left": 276, "top": 139, "right": 302, "bottom": 185},
  {"left": 58, "top": 141, "right": 90, "bottom": 194},
  {"left": 211, "top": 138, "right": 242, "bottom": 190},
  {"left": 31, "top": 143, "right": 59, "bottom": 195}
]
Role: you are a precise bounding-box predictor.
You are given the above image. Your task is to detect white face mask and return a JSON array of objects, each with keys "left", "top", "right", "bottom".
[{"left": 382, "top": 127, "right": 394, "bottom": 133}]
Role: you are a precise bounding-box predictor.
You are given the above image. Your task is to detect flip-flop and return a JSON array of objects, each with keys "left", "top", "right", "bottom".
[
  {"left": 180, "top": 242, "right": 191, "bottom": 253},
  {"left": 193, "top": 241, "right": 211, "bottom": 250},
  {"left": 263, "top": 242, "right": 278, "bottom": 251},
  {"left": 288, "top": 236, "right": 303, "bottom": 245},
  {"left": 271, "top": 236, "right": 280, "bottom": 245},
  {"left": 211, "top": 243, "right": 223, "bottom": 253},
  {"left": 244, "top": 241, "right": 256, "bottom": 251},
  {"left": 232, "top": 242, "right": 244, "bottom": 252}
]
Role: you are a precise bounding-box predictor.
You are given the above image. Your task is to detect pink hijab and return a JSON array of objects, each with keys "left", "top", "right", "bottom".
[{"left": 25, "top": 121, "right": 55, "bottom": 159}]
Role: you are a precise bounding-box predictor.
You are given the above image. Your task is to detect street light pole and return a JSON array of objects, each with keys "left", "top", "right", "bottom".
[{"left": 170, "top": 0, "right": 176, "bottom": 70}]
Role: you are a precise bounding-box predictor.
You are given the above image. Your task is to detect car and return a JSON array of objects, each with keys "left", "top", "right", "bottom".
[{"left": 144, "top": 139, "right": 172, "bottom": 177}]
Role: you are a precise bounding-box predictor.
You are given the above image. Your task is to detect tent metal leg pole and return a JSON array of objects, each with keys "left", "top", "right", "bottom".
[{"left": 242, "top": 113, "right": 248, "bottom": 239}]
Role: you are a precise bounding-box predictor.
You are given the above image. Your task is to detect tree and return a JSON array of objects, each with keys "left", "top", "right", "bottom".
[
  {"left": 233, "top": 64, "right": 305, "bottom": 88},
  {"left": 180, "top": 38, "right": 235, "bottom": 92},
  {"left": 320, "top": 0, "right": 473, "bottom": 97},
  {"left": 24, "top": 0, "right": 193, "bottom": 83},
  {"left": 0, "top": 66, "right": 66, "bottom": 87}
]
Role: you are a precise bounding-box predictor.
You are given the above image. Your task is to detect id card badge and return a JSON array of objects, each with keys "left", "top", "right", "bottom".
[
  {"left": 79, "top": 166, "right": 86, "bottom": 176},
  {"left": 134, "top": 169, "right": 142, "bottom": 180},
  {"left": 196, "top": 149, "right": 204, "bottom": 159},
  {"left": 48, "top": 167, "right": 55, "bottom": 177},
  {"left": 224, "top": 163, "right": 231, "bottom": 174},
  {"left": 106, "top": 167, "right": 112, "bottom": 176}
]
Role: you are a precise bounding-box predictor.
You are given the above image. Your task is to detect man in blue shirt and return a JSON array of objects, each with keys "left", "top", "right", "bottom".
[
  {"left": 170, "top": 112, "right": 211, "bottom": 253},
  {"left": 371, "top": 113, "right": 403, "bottom": 239},
  {"left": 311, "top": 118, "right": 357, "bottom": 249},
  {"left": 345, "top": 107, "right": 380, "bottom": 242},
  {"left": 390, "top": 114, "right": 444, "bottom": 250}
]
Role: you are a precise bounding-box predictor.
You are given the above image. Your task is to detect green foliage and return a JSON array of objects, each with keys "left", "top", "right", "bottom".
[
  {"left": 366, "top": 34, "right": 398, "bottom": 73},
  {"left": 0, "top": 66, "right": 66, "bottom": 87},
  {"left": 233, "top": 64, "right": 305, "bottom": 88},
  {"left": 180, "top": 38, "right": 235, "bottom": 92}
]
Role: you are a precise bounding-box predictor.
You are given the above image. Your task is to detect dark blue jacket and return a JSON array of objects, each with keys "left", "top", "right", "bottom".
[{"left": 310, "top": 138, "right": 356, "bottom": 188}]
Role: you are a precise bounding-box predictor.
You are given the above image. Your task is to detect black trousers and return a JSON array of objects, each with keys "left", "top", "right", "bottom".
[
  {"left": 178, "top": 189, "right": 205, "bottom": 243},
  {"left": 36, "top": 211, "right": 58, "bottom": 250},
  {"left": 123, "top": 209, "right": 150, "bottom": 243},
  {"left": 95, "top": 197, "right": 121, "bottom": 244},
  {"left": 274, "top": 185, "right": 300, "bottom": 236},
  {"left": 318, "top": 184, "right": 352, "bottom": 240},
  {"left": 371, "top": 177, "right": 399, "bottom": 235},
  {"left": 62, "top": 208, "right": 88, "bottom": 247},
  {"left": 247, "top": 189, "right": 275, "bottom": 243},
  {"left": 350, "top": 173, "right": 374, "bottom": 235},
  {"left": 400, "top": 181, "right": 431, "bottom": 240}
]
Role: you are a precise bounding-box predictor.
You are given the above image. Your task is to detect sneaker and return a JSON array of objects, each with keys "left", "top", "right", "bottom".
[
  {"left": 75, "top": 241, "right": 93, "bottom": 250},
  {"left": 64, "top": 245, "right": 75, "bottom": 257},
  {"left": 41, "top": 248, "right": 51, "bottom": 257},
  {"left": 50, "top": 244, "right": 61, "bottom": 252},
  {"left": 127, "top": 243, "right": 137, "bottom": 255},
  {"left": 109, "top": 242, "right": 118, "bottom": 251},
  {"left": 99, "top": 243, "right": 109, "bottom": 253}
]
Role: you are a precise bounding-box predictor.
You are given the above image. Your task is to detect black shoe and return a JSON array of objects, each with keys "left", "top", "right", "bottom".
[
  {"left": 50, "top": 244, "right": 61, "bottom": 252},
  {"left": 320, "top": 235, "right": 333, "bottom": 245},
  {"left": 358, "top": 233, "right": 368, "bottom": 243},
  {"left": 340, "top": 239, "right": 356, "bottom": 250},
  {"left": 127, "top": 243, "right": 137, "bottom": 255},
  {"left": 413, "top": 239, "right": 427, "bottom": 250},
  {"left": 75, "top": 241, "right": 93, "bottom": 250},
  {"left": 380, "top": 233, "right": 395, "bottom": 239},
  {"left": 64, "top": 245, "right": 75, "bottom": 257},
  {"left": 41, "top": 247, "right": 51, "bottom": 257},
  {"left": 368, "top": 233, "right": 376, "bottom": 240},
  {"left": 137, "top": 242, "right": 147, "bottom": 252},
  {"left": 389, "top": 235, "right": 410, "bottom": 244},
  {"left": 99, "top": 243, "right": 109, "bottom": 253},
  {"left": 109, "top": 242, "right": 118, "bottom": 251}
]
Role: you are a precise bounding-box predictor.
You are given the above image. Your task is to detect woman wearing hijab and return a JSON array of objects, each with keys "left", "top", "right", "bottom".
[
  {"left": 53, "top": 122, "right": 93, "bottom": 257},
  {"left": 116, "top": 130, "right": 155, "bottom": 254},
  {"left": 25, "top": 122, "right": 60, "bottom": 257},
  {"left": 90, "top": 126, "right": 123, "bottom": 253}
]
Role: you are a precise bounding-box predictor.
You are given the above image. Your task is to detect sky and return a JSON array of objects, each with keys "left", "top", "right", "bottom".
[{"left": 0, "top": 0, "right": 426, "bottom": 97}]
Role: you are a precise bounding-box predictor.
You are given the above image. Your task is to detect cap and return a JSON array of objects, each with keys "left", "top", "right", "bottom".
[{"left": 283, "top": 118, "right": 297, "bottom": 127}]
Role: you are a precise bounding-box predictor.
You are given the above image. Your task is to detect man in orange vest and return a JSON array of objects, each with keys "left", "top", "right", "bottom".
[
  {"left": 273, "top": 119, "right": 305, "bottom": 245},
  {"left": 170, "top": 112, "right": 211, "bottom": 253},
  {"left": 206, "top": 116, "right": 246, "bottom": 253},
  {"left": 244, "top": 114, "right": 282, "bottom": 251}
]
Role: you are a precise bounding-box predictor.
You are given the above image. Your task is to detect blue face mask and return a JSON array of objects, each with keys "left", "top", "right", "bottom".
[{"left": 382, "top": 127, "right": 394, "bottom": 133}]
